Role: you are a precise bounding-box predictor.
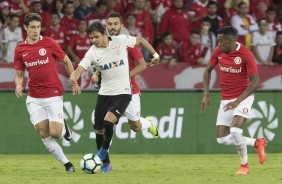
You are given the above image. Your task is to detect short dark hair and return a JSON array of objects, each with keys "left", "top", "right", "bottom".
[
  {"left": 9, "top": 13, "right": 19, "bottom": 20},
  {"left": 207, "top": 1, "right": 217, "bottom": 7},
  {"left": 238, "top": 2, "right": 247, "bottom": 9},
  {"left": 50, "top": 11, "right": 61, "bottom": 19},
  {"left": 23, "top": 13, "right": 42, "bottom": 27},
  {"left": 87, "top": 21, "right": 106, "bottom": 35},
  {"left": 276, "top": 31, "right": 282, "bottom": 37},
  {"left": 266, "top": 6, "right": 277, "bottom": 13},
  {"left": 217, "top": 26, "right": 237, "bottom": 37},
  {"left": 107, "top": 12, "right": 123, "bottom": 24},
  {"left": 162, "top": 32, "right": 172, "bottom": 39}
]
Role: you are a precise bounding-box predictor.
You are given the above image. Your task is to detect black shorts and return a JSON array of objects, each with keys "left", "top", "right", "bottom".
[{"left": 94, "top": 94, "right": 132, "bottom": 130}]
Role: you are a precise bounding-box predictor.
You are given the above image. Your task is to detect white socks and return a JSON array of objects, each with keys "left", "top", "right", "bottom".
[
  {"left": 42, "top": 136, "right": 69, "bottom": 164},
  {"left": 140, "top": 117, "right": 152, "bottom": 130},
  {"left": 217, "top": 134, "right": 256, "bottom": 147},
  {"left": 230, "top": 127, "right": 248, "bottom": 165}
]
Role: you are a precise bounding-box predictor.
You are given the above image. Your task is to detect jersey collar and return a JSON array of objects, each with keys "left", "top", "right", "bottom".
[{"left": 24, "top": 35, "right": 43, "bottom": 44}]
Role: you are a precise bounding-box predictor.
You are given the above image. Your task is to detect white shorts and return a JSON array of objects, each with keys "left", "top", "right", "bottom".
[
  {"left": 216, "top": 95, "right": 254, "bottom": 126},
  {"left": 26, "top": 96, "right": 64, "bottom": 126},
  {"left": 124, "top": 93, "right": 141, "bottom": 121}
]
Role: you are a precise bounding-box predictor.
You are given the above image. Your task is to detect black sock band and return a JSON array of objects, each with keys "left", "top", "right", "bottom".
[{"left": 96, "top": 134, "right": 103, "bottom": 150}]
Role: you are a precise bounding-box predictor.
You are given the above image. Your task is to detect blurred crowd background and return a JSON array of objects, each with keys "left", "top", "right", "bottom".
[{"left": 0, "top": 0, "right": 282, "bottom": 68}]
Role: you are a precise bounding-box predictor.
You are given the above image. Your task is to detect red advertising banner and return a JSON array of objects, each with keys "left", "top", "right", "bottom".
[{"left": 1, "top": 63, "right": 281, "bottom": 90}]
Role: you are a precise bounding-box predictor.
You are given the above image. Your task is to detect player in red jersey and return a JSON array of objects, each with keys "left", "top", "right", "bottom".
[
  {"left": 200, "top": 26, "right": 267, "bottom": 174},
  {"left": 13, "top": 13, "right": 80, "bottom": 172},
  {"left": 90, "top": 12, "right": 159, "bottom": 173}
]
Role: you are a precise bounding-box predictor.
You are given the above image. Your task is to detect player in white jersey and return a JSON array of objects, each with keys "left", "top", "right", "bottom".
[
  {"left": 68, "top": 21, "right": 160, "bottom": 173},
  {"left": 90, "top": 12, "right": 159, "bottom": 173},
  {"left": 1, "top": 14, "right": 23, "bottom": 63}
]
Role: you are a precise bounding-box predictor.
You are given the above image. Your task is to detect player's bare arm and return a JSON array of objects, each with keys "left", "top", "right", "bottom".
[
  {"left": 224, "top": 74, "right": 260, "bottom": 111},
  {"left": 129, "top": 58, "right": 147, "bottom": 77},
  {"left": 63, "top": 55, "right": 81, "bottom": 95},
  {"left": 15, "top": 70, "right": 24, "bottom": 98},
  {"left": 69, "top": 65, "right": 85, "bottom": 87},
  {"left": 200, "top": 64, "right": 214, "bottom": 113},
  {"left": 135, "top": 37, "right": 160, "bottom": 66}
]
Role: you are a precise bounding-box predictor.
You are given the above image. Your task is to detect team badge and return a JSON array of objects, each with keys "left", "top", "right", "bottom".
[
  {"left": 234, "top": 57, "right": 242, "bottom": 64},
  {"left": 112, "top": 45, "right": 121, "bottom": 55},
  {"left": 86, "top": 39, "right": 91, "bottom": 44},
  {"left": 58, "top": 113, "right": 63, "bottom": 119},
  {"left": 39, "top": 48, "right": 47, "bottom": 56},
  {"left": 243, "top": 108, "right": 248, "bottom": 113},
  {"left": 60, "top": 32, "right": 64, "bottom": 37}
]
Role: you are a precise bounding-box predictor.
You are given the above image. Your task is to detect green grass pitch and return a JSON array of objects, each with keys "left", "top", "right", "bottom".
[{"left": 0, "top": 154, "right": 282, "bottom": 184}]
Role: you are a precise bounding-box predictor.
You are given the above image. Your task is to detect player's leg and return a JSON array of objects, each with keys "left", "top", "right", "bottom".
[
  {"left": 125, "top": 94, "right": 159, "bottom": 138},
  {"left": 94, "top": 95, "right": 111, "bottom": 168},
  {"left": 45, "top": 96, "right": 75, "bottom": 172},
  {"left": 217, "top": 125, "right": 256, "bottom": 146},
  {"left": 216, "top": 98, "right": 249, "bottom": 174},
  {"left": 97, "top": 94, "right": 131, "bottom": 173},
  {"left": 216, "top": 97, "right": 258, "bottom": 147},
  {"left": 231, "top": 116, "right": 249, "bottom": 174},
  {"left": 233, "top": 95, "right": 267, "bottom": 165}
]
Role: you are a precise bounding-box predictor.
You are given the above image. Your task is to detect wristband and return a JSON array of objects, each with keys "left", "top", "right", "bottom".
[{"left": 153, "top": 53, "right": 160, "bottom": 59}]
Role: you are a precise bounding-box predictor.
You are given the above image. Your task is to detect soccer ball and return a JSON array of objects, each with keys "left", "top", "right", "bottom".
[{"left": 80, "top": 153, "right": 102, "bottom": 174}]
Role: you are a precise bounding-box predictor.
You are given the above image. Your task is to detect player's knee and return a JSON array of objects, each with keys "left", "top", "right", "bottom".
[
  {"left": 130, "top": 125, "right": 139, "bottom": 132},
  {"left": 95, "top": 129, "right": 105, "bottom": 135},
  {"left": 129, "top": 121, "right": 141, "bottom": 132},
  {"left": 49, "top": 129, "right": 61, "bottom": 139}
]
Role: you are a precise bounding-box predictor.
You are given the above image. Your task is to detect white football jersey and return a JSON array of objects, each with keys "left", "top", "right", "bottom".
[{"left": 79, "top": 35, "right": 136, "bottom": 95}]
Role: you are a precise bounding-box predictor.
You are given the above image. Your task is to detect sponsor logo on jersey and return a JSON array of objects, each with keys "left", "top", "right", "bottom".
[
  {"left": 24, "top": 57, "right": 49, "bottom": 67},
  {"left": 100, "top": 59, "right": 124, "bottom": 70},
  {"left": 219, "top": 64, "right": 242, "bottom": 73}
]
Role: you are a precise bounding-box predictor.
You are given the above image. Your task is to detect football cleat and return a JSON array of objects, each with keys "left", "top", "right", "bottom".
[
  {"left": 101, "top": 163, "right": 112, "bottom": 173},
  {"left": 64, "top": 119, "right": 72, "bottom": 141},
  {"left": 235, "top": 164, "right": 249, "bottom": 175},
  {"left": 97, "top": 147, "right": 109, "bottom": 161},
  {"left": 65, "top": 162, "right": 75, "bottom": 172},
  {"left": 255, "top": 138, "right": 267, "bottom": 164},
  {"left": 146, "top": 117, "right": 159, "bottom": 138}
]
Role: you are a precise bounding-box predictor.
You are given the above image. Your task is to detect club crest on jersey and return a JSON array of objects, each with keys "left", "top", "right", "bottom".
[
  {"left": 243, "top": 108, "right": 248, "bottom": 114},
  {"left": 234, "top": 57, "right": 242, "bottom": 64},
  {"left": 39, "top": 48, "right": 47, "bottom": 56},
  {"left": 112, "top": 45, "right": 121, "bottom": 55},
  {"left": 100, "top": 59, "right": 124, "bottom": 70}
]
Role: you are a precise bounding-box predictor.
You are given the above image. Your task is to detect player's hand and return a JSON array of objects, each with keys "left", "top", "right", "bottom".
[
  {"left": 223, "top": 100, "right": 240, "bottom": 112},
  {"left": 68, "top": 78, "right": 77, "bottom": 87},
  {"left": 15, "top": 85, "right": 23, "bottom": 98},
  {"left": 71, "top": 83, "right": 81, "bottom": 95},
  {"left": 150, "top": 53, "right": 160, "bottom": 66},
  {"left": 91, "top": 74, "right": 99, "bottom": 83},
  {"left": 200, "top": 94, "right": 211, "bottom": 113}
]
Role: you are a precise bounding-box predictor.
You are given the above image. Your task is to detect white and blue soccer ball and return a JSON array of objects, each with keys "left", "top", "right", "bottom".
[{"left": 80, "top": 153, "right": 102, "bottom": 174}]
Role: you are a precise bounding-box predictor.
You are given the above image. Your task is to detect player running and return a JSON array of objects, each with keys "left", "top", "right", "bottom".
[
  {"left": 90, "top": 12, "right": 160, "bottom": 173},
  {"left": 68, "top": 21, "right": 160, "bottom": 174},
  {"left": 200, "top": 26, "right": 267, "bottom": 174},
  {"left": 14, "top": 13, "right": 80, "bottom": 172}
]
